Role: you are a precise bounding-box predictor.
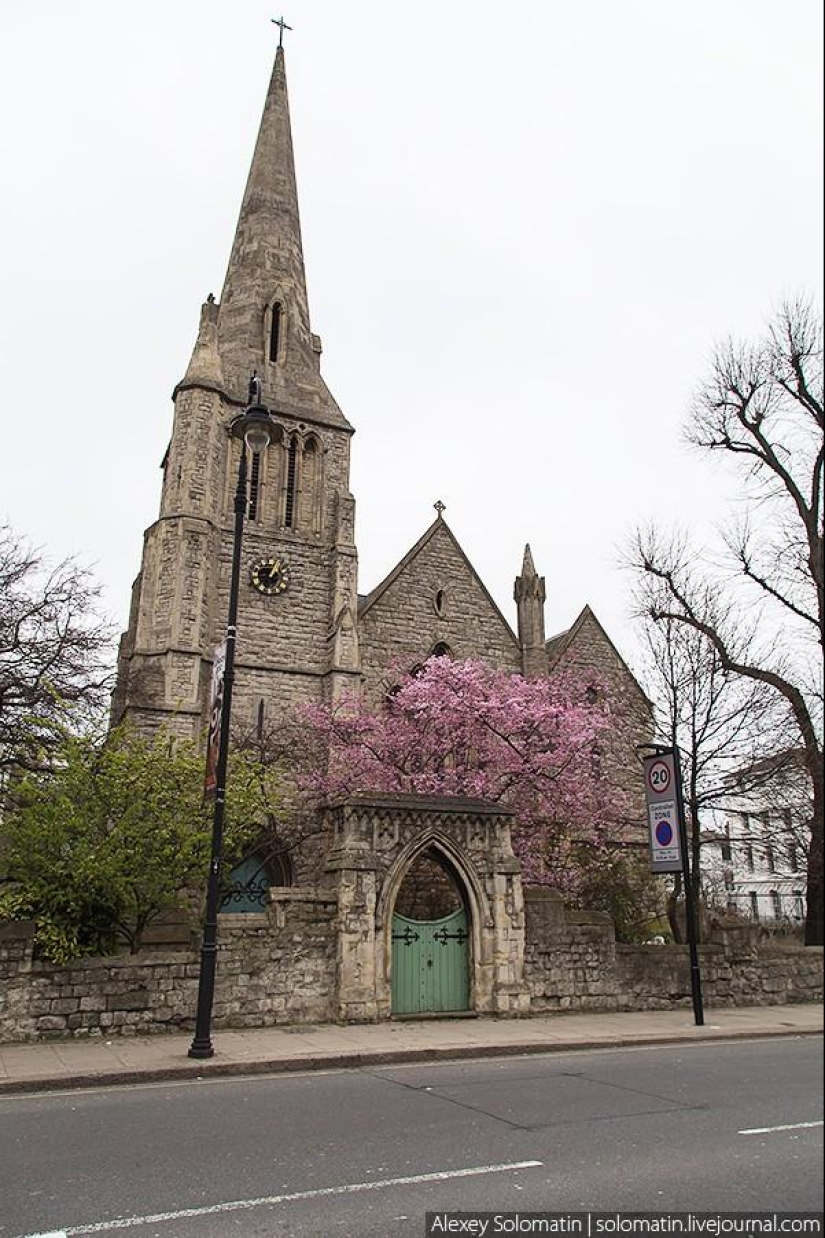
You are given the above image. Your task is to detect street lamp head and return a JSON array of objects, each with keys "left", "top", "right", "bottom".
[
  {"left": 232, "top": 372, "right": 274, "bottom": 453},
  {"left": 243, "top": 418, "right": 272, "bottom": 454}
]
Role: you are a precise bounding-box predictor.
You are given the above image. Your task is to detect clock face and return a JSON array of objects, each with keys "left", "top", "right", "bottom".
[{"left": 250, "top": 556, "right": 291, "bottom": 596}]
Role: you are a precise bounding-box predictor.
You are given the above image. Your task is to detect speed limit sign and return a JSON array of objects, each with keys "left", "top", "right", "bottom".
[
  {"left": 642, "top": 751, "right": 683, "bottom": 873},
  {"left": 646, "top": 759, "right": 671, "bottom": 796}
]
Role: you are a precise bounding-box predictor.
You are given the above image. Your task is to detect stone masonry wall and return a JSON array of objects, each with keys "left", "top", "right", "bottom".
[
  {"left": 524, "top": 890, "right": 823, "bottom": 1012},
  {"left": 0, "top": 891, "right": 337, "bottom": 1043},
  {"left": 359, "top": 522, "right": 522, "bottom": 701},
  {"left": 2, "top": 889, "right": 821, "bottom": 1043},
  {"left": 550, "top": 611, "right": 654, "bottom": 847}
]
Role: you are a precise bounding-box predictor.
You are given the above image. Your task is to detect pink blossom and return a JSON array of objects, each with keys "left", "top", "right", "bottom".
[{"left": 293, "top": 659, "right": 633, "bottom": 890}]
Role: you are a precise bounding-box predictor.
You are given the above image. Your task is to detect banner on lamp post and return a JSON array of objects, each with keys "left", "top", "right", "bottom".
[{"left": 204, "top": 642, "right": 226, "bottom": 799}]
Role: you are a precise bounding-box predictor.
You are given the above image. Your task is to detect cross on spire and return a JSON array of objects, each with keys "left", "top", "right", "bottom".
[
  {"left": 434, "top": 500, "right": 446, "bottom": 518},
  {"left": 271, "top": 15, "right": 292, "bottom": 47}
]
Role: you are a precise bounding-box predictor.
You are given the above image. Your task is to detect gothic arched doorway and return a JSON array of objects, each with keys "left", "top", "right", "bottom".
[{"left": 391, "top": 847, "right": 470, "bottom": 1015}]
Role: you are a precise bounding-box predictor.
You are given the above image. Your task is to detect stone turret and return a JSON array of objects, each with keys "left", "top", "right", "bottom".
[
  {"left": 514, "top": 544, "right": 548, "bottom": 679},
  {"left": 179, "top": 295, "right": 223, "bottom": 392}
]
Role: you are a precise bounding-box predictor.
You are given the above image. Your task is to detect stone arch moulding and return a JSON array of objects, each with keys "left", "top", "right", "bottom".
[
  {"left": 325, "top": 794, "right": 530, "bottom": 1023},
  {"left": 375, "top": 828, "right": 487, "bottom": 1018}
]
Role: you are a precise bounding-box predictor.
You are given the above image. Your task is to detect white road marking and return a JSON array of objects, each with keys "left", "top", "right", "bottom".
[
  {"left": 28, "top": 1160, "right": 543, "bottom": 1236},
  {"left": 739, "top": 1119, "right": 823, "bottom": 1135}
]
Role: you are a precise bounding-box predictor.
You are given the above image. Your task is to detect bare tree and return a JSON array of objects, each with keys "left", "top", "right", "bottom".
[
  {"left": 0, "top": 524, "right": 114, "bottom": 773},
  {"left": 630, "top": 298, "right": 823, "bottom": 944},
  {"left": 636, "top": 609, "right": 793, "bottom": 940}
]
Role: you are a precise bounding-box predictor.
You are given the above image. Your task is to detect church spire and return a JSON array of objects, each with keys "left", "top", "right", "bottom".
[
  {"left": 217, "top": 44, "right": 317, "bottom": 399},
  {"left": 514, "top": 543, "right": 548, "bottom": 679}
]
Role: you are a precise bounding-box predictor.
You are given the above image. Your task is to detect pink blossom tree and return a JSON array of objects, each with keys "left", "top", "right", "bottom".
[{"left": 296, "top": 658, "right": 634, "bottom": 892}]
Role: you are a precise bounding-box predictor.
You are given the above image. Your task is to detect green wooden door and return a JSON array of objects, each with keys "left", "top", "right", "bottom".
[{"left": 391, "top": 908, "right": 469, "bottom": 1015}]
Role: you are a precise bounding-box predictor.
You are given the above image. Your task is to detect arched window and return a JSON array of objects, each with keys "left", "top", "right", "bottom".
[
  {"left": 297, "top": 436, "right": 320, "bottom": 532},
  {"left": 220, "top": 855, "right": 272, "bottom": 913},
  {"left": 269, "top": 302, "right": 283, "bottom": 364},
  {"left": 220, "top": 847, "right": 292, "bottom": 914},
  {"left": 284, "top": 436, "right": 298, "bottom": 528},
  {"left": 248, "top": 450, "right": 262, "bottom": 522},
  {"left": 430, "top": 642, "right": 452, "bottom": 659}
]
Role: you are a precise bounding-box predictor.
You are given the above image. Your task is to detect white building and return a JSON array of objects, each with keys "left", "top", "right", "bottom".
[{"left": 703, "top": 752, "right": 810, "bottom": 927}]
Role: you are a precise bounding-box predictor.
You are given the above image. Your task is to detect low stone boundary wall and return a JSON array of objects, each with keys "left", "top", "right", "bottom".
[
  {"left": 0, "top": 889, "right": 337, "bottom": 1043},
  {"left": 524, "top": 889, "right": 823, "bottom": 1012},
  {"left": 1, "top": 888, "right": 822, "bottom": 1042}
]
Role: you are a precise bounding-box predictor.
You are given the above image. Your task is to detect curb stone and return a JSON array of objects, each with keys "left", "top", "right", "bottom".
[{"left": 0, "top": 1025, "right": 820, "bottom": 1097}]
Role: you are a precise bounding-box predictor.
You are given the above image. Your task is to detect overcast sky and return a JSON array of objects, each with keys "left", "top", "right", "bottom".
[{"left": 1, "top": 1, "right": 822, "bottom": 678}]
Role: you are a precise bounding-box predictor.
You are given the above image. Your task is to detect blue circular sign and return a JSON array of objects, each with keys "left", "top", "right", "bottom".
[{"left": 655, "top": 821, "right": 674, "bottom": 847}]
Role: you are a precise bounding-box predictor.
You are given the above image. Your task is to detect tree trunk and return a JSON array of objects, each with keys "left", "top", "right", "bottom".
[
  {"left": 667, "top": 873, "right": 684, "bottom": 944},
  {"left": 805, "top": 758, "right": 824, "bottom": 946}
]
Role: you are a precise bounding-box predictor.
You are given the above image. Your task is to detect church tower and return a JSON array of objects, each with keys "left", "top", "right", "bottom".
[{"left": 113, "top": 45, "right": 360, "bottom": 737}]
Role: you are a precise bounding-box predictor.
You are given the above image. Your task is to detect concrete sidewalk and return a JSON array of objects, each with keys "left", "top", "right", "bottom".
[{"left": 0, "top": 1004, "right": 821, "bottom": 1096}]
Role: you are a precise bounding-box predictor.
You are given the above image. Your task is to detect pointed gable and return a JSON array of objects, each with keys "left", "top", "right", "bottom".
[
  {"left": 358, "top": 517, "right": 521, "bottom": 697},
  {"left": 546, "top": 604, "right": 652, "bottom": 712},
  {"left": 545, "top": 605, "right": 652, "bottom": 846}
]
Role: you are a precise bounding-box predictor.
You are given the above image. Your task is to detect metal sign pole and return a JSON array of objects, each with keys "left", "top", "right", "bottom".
[
  {"left": 672, "top": 745, "right": 704, "bottom": 1026},
  {"left": 640, "top": 742, "right": 704, "bottom": 1027}
]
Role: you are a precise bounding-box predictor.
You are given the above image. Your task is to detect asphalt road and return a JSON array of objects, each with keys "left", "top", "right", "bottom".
[{"left": 1, "top": 1037, "right": 822, "bottom": 1238}]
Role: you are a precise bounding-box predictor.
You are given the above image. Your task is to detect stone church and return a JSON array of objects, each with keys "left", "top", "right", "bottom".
[{"left": 111, "top": 45, "right": 653, "bottom": 1022}]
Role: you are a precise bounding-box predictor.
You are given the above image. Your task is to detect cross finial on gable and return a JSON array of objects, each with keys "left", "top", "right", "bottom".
[
  {"left": 271, "top": 15, "right": 293, "bottom": 47},
  {"left": 434, "top": 500, "right": 446, "bottom": 519}
]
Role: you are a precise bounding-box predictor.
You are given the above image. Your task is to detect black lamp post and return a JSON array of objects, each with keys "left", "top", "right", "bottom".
[{"left": 189, "top": 374, "right": 275, "bottom": 1059}]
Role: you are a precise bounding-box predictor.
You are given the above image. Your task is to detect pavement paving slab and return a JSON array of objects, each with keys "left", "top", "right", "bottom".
[{"left": 0, "top": 1004, "right": 820, "bottom": 1095}]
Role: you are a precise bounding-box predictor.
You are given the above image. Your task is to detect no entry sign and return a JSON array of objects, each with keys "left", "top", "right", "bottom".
[{"left": 642, "top": 750, "right": 684, "bottom": 873}]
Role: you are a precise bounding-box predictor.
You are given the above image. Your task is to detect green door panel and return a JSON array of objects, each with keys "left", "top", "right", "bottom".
[{"left": 391, "top": 908, "right": 469, "bottom": 1014}]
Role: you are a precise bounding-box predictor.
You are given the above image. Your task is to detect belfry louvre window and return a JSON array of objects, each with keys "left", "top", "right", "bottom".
[
  {"left": 269, "top": 302, "right": 282, "bottom": 364},
  {"left": 248, "top": 451, "right": 262, "bottom": 522},
  {"left": 284, "top": 437, "right": 298, "bottom": 528},
  {"left": 297, "top": 437, "right": 320, "bottom": 531}
]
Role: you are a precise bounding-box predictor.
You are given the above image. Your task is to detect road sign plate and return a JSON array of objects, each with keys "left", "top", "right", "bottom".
[{"left": 642, "top": 752, "right": 684, "bottom": 873}]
